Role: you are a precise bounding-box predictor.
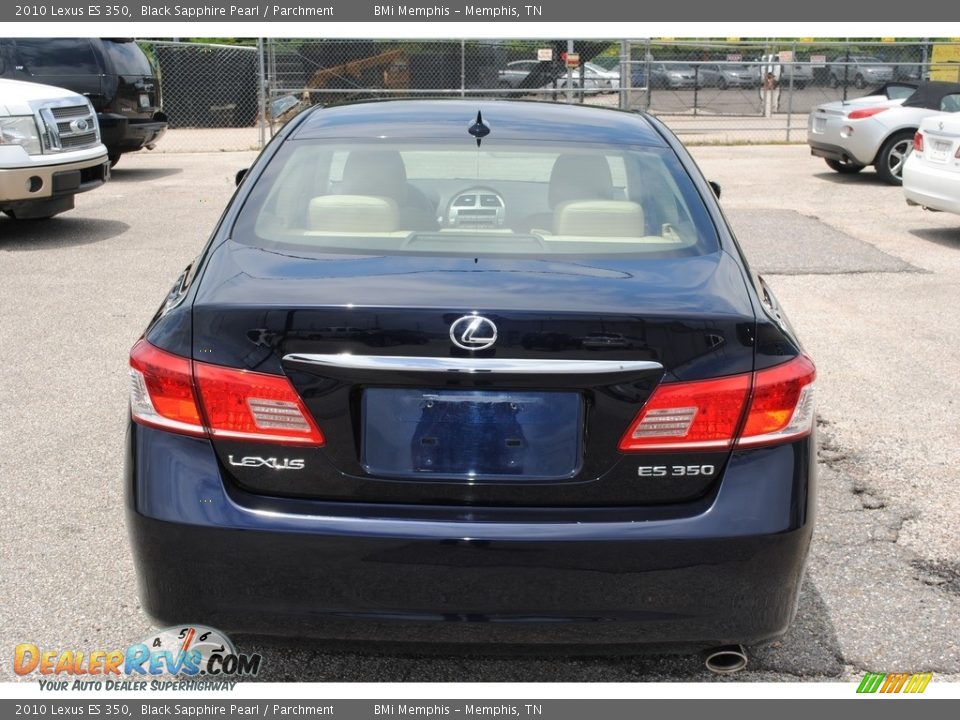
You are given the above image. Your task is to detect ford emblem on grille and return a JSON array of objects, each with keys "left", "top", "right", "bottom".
[
  {"left": 70, "top": 118, "right": 90, "bottom": 132},
  {"left": 449, "top": 315, "right": 497, "bottom": 351}
]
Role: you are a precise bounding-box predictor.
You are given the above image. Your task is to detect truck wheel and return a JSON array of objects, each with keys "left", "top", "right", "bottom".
[{"left": 109, "top": 153, "right": 121, "bottom": 168}]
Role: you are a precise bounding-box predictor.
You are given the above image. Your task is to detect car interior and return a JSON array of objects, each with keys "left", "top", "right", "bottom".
[{"left": 249, "top": 143, "right": 714, "bottom": 256}]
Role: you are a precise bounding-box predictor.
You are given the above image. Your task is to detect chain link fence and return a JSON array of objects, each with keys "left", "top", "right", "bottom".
[{"left": 140, "top": 38, "right": 960, "bottom": 153}]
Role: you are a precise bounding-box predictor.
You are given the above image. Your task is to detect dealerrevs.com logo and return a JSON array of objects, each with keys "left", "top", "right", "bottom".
[{"left": 14, "top": 625, "right": 262, "bottom": 691}]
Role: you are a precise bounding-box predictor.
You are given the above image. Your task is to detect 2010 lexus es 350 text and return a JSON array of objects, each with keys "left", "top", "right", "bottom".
[{"left": 126, "top": 100, "right": 816, "bottom": 664}]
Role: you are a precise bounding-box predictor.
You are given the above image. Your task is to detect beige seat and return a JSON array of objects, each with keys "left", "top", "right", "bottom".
[
  {"left": 554, "top": 200, "right": 645, "bottom": 237},
  {"left": 519, "top": 154, "right": 615, "bottom": 232},
  {"left": 308, "top": 195, "right": 399, "bottom": 232}
]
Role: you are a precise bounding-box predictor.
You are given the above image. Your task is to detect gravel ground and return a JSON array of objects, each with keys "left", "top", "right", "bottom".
[{"left": 1, "top": 144, "right": 958, "bottom": 684}]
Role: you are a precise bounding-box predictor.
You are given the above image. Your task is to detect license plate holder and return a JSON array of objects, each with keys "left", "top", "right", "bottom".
[
  {"left": 931, "top": 139, "right": 952, "bottom": 162},
  {"left": 139, "top": 93, "right": 151, "bottom": 109},
  {"left": 362, "top": 388, "right": 583, "bottom": 481}
]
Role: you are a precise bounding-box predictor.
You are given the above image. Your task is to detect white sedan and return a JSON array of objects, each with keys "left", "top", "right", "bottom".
[
  {"left": 903, "top": 114, "right": 960, "bottom": 215},
  {"left": 808, "top": 81, "right": 960, "bottom": 185}
]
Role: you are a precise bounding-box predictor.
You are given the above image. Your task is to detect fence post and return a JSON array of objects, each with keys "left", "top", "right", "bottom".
[
  {"left": 645, "top": 38, "right": 652, "bottom": 112},
  {"left": 785, "top": 41, "right": 796, "bottom": 142},
  {"left": 566, "top": 39, "right": 574, "bottom": 104},
  {"left": 619, "top": 40, "right": 629, "bottom": 109},
  {"left": 257, "top": 37, "right": 266, "bottom": 149},
  {"left": 460, "top": 39, "right": 466, "bottom": 98}
]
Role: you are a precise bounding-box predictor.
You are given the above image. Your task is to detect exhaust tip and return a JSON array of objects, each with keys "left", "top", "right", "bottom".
[{"left": 704, "top": 645, "right": 748, "bottom": 674}]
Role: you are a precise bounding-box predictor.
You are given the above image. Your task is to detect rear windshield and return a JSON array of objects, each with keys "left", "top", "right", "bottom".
[
  {"left": 232, "top": 140, "right": 719, "bottom": 258},
  {"left": 14, "top": 38, "right": 99, "bottom": 74},
  {"left": 102, "top": 40, "right": 154, "bottom": 76}
]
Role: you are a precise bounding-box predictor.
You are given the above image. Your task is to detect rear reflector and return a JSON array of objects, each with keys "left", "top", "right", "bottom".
[
  {"left": 913, "top": 131, "right": 924, "bottom": 152},
  {"left": 847, "top": 107, "right": 888, "bottom": 120},
  {"left": 129, "top": 339, "right": 324, "bottom": 446},
  {"left": 619, "top": 355, "right": 815, "bottom": 452}
]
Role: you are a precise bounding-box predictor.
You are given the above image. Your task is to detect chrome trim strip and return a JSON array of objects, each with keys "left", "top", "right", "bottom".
[{"left": 282, "top": 353, "right": 662, "bottom": 375}]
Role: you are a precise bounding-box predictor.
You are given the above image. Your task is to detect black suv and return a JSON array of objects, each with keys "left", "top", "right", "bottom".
[{"left": 0, "top": 38, "right": 167, "bottom": 166}]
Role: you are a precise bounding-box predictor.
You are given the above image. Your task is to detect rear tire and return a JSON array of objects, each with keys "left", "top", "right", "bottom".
[
  {"left": 828, "top": 74, "right": 839, "bottom": 89},
  {"left": 854, "top": 74, "right": 866, "bottom": 89},
  {"left": 875, "top": 131, "right": 914, "bottom": 185},
  {"left": 109, "top": 153, "right": 121, "bottom": 168},
  {"left": 718, "top": 77, "right": 728, "bottom": 90},
  {"left": 825, "top": 158, "right": 865, "bottom": 174}
]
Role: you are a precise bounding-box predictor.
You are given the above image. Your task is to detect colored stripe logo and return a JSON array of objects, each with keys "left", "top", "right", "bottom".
[{"left": 857, "top": 672, "right": 933, "bottom": 694}]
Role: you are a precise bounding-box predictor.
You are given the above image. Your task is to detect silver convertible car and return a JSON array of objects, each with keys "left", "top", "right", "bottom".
[{"left": 808, "top": 81, "right": 960, "bottom": 184}]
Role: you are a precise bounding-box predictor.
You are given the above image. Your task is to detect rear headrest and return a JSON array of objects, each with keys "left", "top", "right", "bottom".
[
  {"left": 309, "top": 195, "right": 399, "bottom": 232},
  {"left": 548, "top": 155, "right": 614, "bottom": 208},
  {"left": 554, "top": 200, "right": 644, "bottom": 237},
  {"left": 340, "top": 150, "right": 407, "bottom": 202}
]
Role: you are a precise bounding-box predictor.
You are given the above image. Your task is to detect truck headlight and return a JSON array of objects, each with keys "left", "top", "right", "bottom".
[{"left": 0, "top": 116, "right": 43, "bottom": 156}]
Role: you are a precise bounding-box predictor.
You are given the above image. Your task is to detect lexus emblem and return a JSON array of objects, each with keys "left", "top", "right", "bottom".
[
  {"left": 70, "top": 118, "right": 89, "bottom": 132},
  {"left": 449, "top": 315, "right": 497, "bottom": 351}
]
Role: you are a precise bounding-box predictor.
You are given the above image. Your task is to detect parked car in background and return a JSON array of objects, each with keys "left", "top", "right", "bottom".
[
  {"left": 904, "top": 113, "right": 960, "bottom": 215},
  {"left": 649, "top": 62, "right": 698, "bottom": 88},
  {"left": 0, "top": 37, "right": 167, "bottom": 166},
  {"left": 699, "top": 63, "right": 760, "bottom": 89},
  {"left": 0, "top": 78, "right": 109, "bottom": 219},
  {"left": 127, "top": 100, "right": 816, "bottom": 666},
  {"left": 808, "top": 81, "right": 960, "bottom": 184},
  {"left": 828, "top": 55, "right": 895, "bottom": 88},
  {"left": 498, "top": 59, "right": 619, "bottom": 95}
]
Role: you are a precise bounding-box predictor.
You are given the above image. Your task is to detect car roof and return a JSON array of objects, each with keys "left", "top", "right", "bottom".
[
  {"left": 292, "top": 99, "right": 668, "bottom": 146},
  {"left": 902, "top": 81, "right": 960, "bottom": 109}
]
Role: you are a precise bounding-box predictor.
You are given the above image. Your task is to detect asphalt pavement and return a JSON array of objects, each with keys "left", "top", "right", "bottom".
[{"left": 1, "top": 144, "right": 958, "bottom": 683}]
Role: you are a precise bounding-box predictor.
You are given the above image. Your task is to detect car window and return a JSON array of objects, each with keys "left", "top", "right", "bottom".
[
  {"left": 234, "top": 141, "right": 719, "bottom": 258},
  {"left": 101, "top": 40, "right": 154, "bottom": 76},
  {"left": 13, "top": 38, "right": 99, "bottom": 74},
  {"left": 885, "top": 84, "right": 917, "bottom": 100},
  {"left": 941, "top": 94, "right": 960, "bottom": 112}
]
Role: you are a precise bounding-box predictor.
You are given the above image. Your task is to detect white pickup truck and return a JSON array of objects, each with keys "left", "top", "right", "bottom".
[{"left": 1, "top": 78, "right": 109, "bottom": 219}]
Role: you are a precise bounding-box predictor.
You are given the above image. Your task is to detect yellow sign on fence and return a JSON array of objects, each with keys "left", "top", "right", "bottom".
[{"left": 931, "top": 44, "right": 960, "bottom": 82}]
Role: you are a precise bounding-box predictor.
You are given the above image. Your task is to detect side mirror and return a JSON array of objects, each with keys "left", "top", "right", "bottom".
[
  {"left": 235, "top": 168, "right": 248, "bottom": 187},
  {"left": 708, "top": 180, "right": 721, "bottom": 199}
]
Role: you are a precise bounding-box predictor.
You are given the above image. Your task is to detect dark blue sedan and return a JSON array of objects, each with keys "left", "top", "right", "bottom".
[{"left": 126, "top": 100, "right": 815, "bottom": 672}]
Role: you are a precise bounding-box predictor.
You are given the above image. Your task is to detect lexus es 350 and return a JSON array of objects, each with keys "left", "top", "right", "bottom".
[{"left": 126, "top": 100, "right": 816, "bottom": 663}]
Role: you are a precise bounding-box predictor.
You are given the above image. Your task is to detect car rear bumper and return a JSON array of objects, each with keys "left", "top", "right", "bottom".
[
  {"left": 903, "top": 158, "right": 960, "bottom": 215},
  {"left": 126, "top": 423, "right": 816, "bottom": 649},
  {"left": 808, "top": 115, "right": 883, "bottom": 166},
  {"left": 98, "top": 114, "right": 168, "bottom": 154}
]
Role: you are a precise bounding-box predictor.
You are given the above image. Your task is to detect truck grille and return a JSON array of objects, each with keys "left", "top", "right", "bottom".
[{"left": 39, "top": 102, "right": 100, "bottom": 154}]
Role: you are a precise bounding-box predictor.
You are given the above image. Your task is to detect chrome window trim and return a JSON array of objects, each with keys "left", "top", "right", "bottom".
[{"left": 283, "top": 353, "right": 662, "bottom": 375}]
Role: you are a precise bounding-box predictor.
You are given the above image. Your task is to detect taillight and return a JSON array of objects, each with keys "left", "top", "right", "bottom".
[
  {"left": 847, "top": 107, "right": 888, "bottom": 120},
  {"left": 129, "top": 340, "right": 324, "bottom": 446},
  {"left": 619, "top": 374, "right": 750, "bottom": 451},
  {"left": 619, "top": 355, "right": 815, "bottom": 452},
  {"left": 129, "top": 339, "right": 205, "bottom": 436},
  {"left": 737, "top": 355, "right": 816, "bottom": 447},
  {"left": 194, "top": 362, "right": 324, "bottom": 445},
  {"left": 913, "top": 131, "right": 924, "bottom": 152}
]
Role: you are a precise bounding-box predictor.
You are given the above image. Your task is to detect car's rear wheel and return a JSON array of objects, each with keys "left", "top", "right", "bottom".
[
  {"left": 828, "top": 74, "right": 839, "bottom": 88},
  {"left": 875, "top": 131, "right": 914, "bottom": 185},
  {"left": 854, "top": 74, "right": 866, "bottom": 89},
  {"left": 825, "top": 158, "right": 865, "bottom": 174},
  {"left": 718, "top": 77, "right": 728, "bottom": 90}
]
